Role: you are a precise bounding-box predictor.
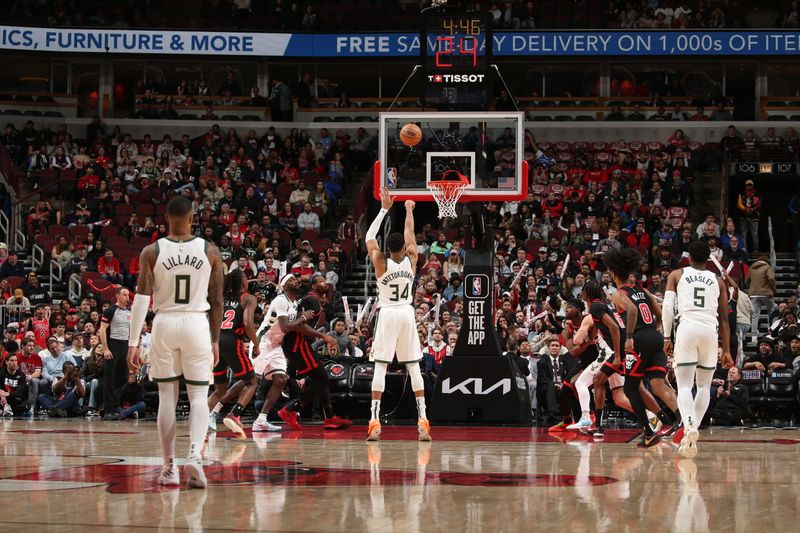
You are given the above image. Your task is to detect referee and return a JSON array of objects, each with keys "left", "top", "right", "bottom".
[{"left": 98, "top": 287, "right": 132, "bottom": 420}]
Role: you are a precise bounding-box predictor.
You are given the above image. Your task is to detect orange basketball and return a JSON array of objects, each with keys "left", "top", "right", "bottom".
[{"left": 399, "top": 123, "right": 422, "bottom": 147}]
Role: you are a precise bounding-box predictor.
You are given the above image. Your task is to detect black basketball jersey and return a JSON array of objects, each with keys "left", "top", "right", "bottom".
[
  {"left": 589, "top": 299, "right": 627, "bottom": 349},
  {"left": 618, "top": 284, "right": 657, "bottom": 334},
  {"left": 221, "top": 293, "right": 246, "bottom": 337},
  {"left": 283, "top": 291, "right": 324, "bottom": 349}
]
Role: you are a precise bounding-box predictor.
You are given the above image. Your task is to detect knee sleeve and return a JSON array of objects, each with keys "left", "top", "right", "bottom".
[
  {"left": 372, "top": 361, "right": 388, "bottom": 393},
  {"left": 406, "top": 363, "right": 424, "bottom": 393}
]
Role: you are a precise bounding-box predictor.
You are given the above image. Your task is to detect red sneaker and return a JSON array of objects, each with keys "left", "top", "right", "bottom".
[
  {"left": 223, "top": 414, "right": 246, "bottom": 438},
  {"left": 278, "top": 407, "right": 302, "bottom": 431},
  {"left": 323, "top": 416, "right": 352, "bottom": 430},
  {"left": 548, "top": 421, "right": 569, "bottom": 432},
  {"left": 672, "top": 426, "right": 685, "bottom": 445}
]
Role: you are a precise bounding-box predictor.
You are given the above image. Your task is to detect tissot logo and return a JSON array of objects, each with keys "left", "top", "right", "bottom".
[
  {"left": 441, "top": 377, "right": 511, "bottom": 396},
  {"left": 427, "top": 74, "right": 486, "bottom": 83}
]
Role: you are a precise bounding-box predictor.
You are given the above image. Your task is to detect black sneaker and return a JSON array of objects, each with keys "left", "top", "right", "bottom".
[
  {"left": 637, "top": 432, "right": 662, "bottom": 448},
  {"left": 592, "top": 426, "right": 605, "bottom": 440},
  {"left": 661, "top": 421, "right": 682, "bottom": 438}
]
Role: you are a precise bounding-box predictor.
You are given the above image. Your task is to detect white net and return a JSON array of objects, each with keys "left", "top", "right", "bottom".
[{"left": 428, "top": 181, "right": 467, "bottom": 219}]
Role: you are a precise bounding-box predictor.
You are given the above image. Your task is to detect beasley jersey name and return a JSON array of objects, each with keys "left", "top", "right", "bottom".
[
  {"left": 683, "top": 273, "right": 715, "bottom": 287},
  {"left": 160, "top": 254, "right": 205, "bottom": 271}
]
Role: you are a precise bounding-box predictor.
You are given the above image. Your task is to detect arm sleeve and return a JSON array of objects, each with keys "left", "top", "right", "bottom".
[
  {"left": 101, "top": 306, "right": 115, "bottom": 324},
  {"left": 662, "top": 290, "right": 676, "bottom": 340},
  {"left": 127, "top": 295, "right": 150, "bottom": 347},
  {"left": 365, "top": 208, "right": 388, "bottom": 242}
]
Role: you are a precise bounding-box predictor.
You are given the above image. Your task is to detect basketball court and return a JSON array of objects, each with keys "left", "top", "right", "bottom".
[{"left": 0, "top": 419, "right": 796, "bottom": 531}]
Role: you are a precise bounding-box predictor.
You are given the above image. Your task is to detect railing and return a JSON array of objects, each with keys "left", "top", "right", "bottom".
[
  {"left": 0, "top": 304, "right": 33, "bottom": 325},
  {"left": 49, "top": 259, "right": 63, "bottom": 293},
  {"left": 768, "top": 216, "right": 777, "bottom": 270},
  {"left": 68, "top": 274, "right": 81, "bottom": 303},
  {"left": 721, "top": 148, "right": 731, "bottom": 221},
  {"left": 31, "top": 243, "right": 45, "bottom": 270}
]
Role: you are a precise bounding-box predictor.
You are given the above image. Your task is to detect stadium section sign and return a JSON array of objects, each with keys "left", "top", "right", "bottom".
[{"left": 4, "top": 26, "right": 800, "bottom": 57}]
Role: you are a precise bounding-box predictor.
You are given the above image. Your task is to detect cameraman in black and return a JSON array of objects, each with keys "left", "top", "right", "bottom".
[
  {"left": 707, "top": 366, "right": 752, "bottom": 426},
  {"left": 118, "top": 372, "right": 146, "bottom": 420}
]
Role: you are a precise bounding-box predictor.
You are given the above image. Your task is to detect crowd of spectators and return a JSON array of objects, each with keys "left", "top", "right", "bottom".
[
  {"left": 0, "top": 0, "right": 757, "bottom": 33},
  {"left": 2, "top": 112, "right": 800, "bottom": 424}
]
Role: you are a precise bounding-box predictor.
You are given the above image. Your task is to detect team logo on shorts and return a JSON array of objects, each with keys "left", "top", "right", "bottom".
[
  {"left": 625, "top": 352, "right": 638, "bottom": 372},
  {"left": 465, "top": 274, "right": 489, "bottom": 299}
]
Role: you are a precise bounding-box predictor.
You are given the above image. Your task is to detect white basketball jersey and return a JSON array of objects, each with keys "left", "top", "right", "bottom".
[
  {"left": 258, "top": 293, "right": 296, "bottom": 347},
  {"left": 377, "top": 256, "right": 415, "bottom": 307},
  {"left": 152, "top": 237, "right": 212, "bottom": 313},
  {"left": 676, "top": 266, "right": 719, "bottom": 328}
]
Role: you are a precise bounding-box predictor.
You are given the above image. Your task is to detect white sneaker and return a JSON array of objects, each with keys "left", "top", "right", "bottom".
[
  {"left": 185, "top": 454, "right": 207, "bottom": 489},
  {"left": 252, "top": 418, "right": 282, "bottom": 432},
  {"left": 208, "top": 412, "right": 218, "bottom": 432},
  {"left": 566, "top": 416, "right": 593, "bottom": 431},
  {"left": 2, "top": 405, "right": 13, "bottom": 417},
  {"left": 157, "top": 464, "right": 180, "bottom": 486},
  {"left": 678, "top": 428, "right": 700, "bottom": 459}
]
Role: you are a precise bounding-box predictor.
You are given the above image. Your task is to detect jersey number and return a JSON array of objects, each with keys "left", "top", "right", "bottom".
[
  {"left": 638, "top": 303, "right": 654, "bottom": 325},
  {"left": 693, "top": 287, "right": 705, "bottom": 307},
  {"left": 174, "top": 275, "right": 190, "bottom": 304},
  {"left": 221, "top": 309, "right": 236, "bottom": 330},
  {"left": 390, "top": 284, "right": 410, "bottom": 302}
]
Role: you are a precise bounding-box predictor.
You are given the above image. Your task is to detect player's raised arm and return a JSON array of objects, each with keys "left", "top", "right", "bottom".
[
  {"left": 661, "top": 269, "right": 681, "bottom": 354},
  {"left": 127, "top": 244, "right": 156, "bottom": 371},
  {"left": 366, "top": 186, "right": 393, "bottom": 276},
  {"left": 404, "top": 199, "right": 418, "bottom": 271},
  {"left": 717, "top": 276, "right": 732, "bottom": 364}
]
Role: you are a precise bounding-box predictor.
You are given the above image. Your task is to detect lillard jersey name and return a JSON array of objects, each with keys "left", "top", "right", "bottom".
[
  {"left": 152, "top": 237, "right": 212, "bottom": 313},
  {"left": 377, "top": 257, "right": 414, "bottom": 307}
]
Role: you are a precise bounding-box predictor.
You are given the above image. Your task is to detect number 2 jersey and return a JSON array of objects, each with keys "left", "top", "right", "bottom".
[
  {"left": 377, "top": 256, "right": 415, "bottom": 307},
  {"left": 221, "top": 294, "right": 246, "bottom": 338},
  {"left": 152, "top": 237, "right": 212, "bottom": 313},
  {"left": 675, "top": 266, "right": 719, "bottom": 329}
]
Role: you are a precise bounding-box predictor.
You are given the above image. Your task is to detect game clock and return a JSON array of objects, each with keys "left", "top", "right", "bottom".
[{"left": 422, "top": 11, "right": 492, "bottom": 111}]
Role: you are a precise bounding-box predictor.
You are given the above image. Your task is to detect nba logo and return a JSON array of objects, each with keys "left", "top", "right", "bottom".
[
  {"left": 465, "top": 274, "right": 489, "bottom": 299},
  {"left": 387, "top": 167, "right": 398, "bottom": 188}
]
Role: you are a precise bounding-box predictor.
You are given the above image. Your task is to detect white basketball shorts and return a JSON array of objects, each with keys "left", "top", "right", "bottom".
[
  {"left": 674, "top": 320, "right": 718, "bottom": 369},
  {"left": 149, "top": 313, "right": 213, "bottom": 385},
  {"left": 372, "top": 305, "right": 422, "bottom": 364}
]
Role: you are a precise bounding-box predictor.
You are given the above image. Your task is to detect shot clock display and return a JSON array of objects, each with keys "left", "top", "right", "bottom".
[{"left": 422, "top": 11, "right": 492, "bottom": 110}]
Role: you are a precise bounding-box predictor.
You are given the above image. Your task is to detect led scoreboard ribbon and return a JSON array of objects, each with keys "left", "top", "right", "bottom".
[{"left": 421, "top": 11, "right": 493, "bottom": 110}]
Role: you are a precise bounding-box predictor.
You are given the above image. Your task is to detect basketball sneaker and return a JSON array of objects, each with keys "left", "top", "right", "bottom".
[
  {"left": 323, "top": 416, "right": 352, "bottom": 430},
  {"left": 185, "top": 453, "right": 207, "bottom": 489},
  {"left": 366, "top": 420, "right": 381, "bottom": 441},
  {"left": 661, "top": 421, "right": 681, "bottom": 439},
  {"left": 418, "top": 418, "right": 432, "bottom": 441},
  {"left": 2, "top": 405, "right": 13, "bottom": 417},
  {"left": 278, "top": 407, "right": 302, "bottom": 431},
  {"left": 208, "top": 412, "right": 218, "bottom": 432},
  {"left": 637, "top": 432, "right": 662, "bottom": 448},
  {"left": 252, "top": 418, "right": 282, "bottom": 432},
  {"left": 678, "top": 428, "right": 699, "bottom": 459},
  {"left": 592, "top": 427, "right": 605, "bottom": 440},
  {"left": 157, "top": 464, "right": 180, "bottom": 486},
  {"left": 567, "top": 416, "right": 593, "bottom": 432},
  {"left": 223, "top": 414, "right": 246, "bottom": 439},
  {"left": 672, "top": 426, "right": 685, "bottom": 445},
  {"left": 548, "top": 421, "right": 570, "bottom": 432}
]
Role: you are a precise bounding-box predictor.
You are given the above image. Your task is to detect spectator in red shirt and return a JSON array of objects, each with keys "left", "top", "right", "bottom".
[
  {"left": 127, "top": 255, "right": 140, "bottom": 289},
  {"left": 290, "top": 254, "right": 315, "bottom": 284},
  {"left": 541, "top": 192, "right": 564, "bottom": 219},
  {"left": 668, "top": 128, "right": 688, "bottom": 150},
  {"left": 96, "top": 249, "right": 123, "bottom": 285},
  {"left": 626, "top": 219, "right": 652, "bottom": 250},
  {"left": 690, "top": 106, "right": 709, "bottom": 121},
  {"left": 582, "top": 161, "right": 609, "bottom": 185}
]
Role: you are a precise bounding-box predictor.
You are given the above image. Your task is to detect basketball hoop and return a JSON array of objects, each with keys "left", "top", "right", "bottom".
[{"left": 427, "top": 170, "right": 469, "bottom": 219}]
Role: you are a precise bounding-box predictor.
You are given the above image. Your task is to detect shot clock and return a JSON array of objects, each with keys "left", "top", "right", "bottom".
[{"left": 421, "top": 11, "right": 492, "bottom": 110}]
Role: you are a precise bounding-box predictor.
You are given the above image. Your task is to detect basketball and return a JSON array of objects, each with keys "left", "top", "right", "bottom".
[{"left": 399, "top": 123, "right": 422, "bottom": 146}]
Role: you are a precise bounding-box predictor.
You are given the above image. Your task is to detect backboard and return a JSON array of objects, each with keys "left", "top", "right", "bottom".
[{"left": 374, "top": 111, "right": 528, "bottom": 202}]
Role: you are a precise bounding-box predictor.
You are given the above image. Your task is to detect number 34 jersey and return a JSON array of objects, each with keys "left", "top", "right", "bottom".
[
  {"left": 152, "top": 237, "right": 212, "bottom": 314},
  {"left": 675, "top": 266, "right": 719, "bottom": 328},
  {"left": 377, "top": 256, "right": 415, "bottom": 307}
]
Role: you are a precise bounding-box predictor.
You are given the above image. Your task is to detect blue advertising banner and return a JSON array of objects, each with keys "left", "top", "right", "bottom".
[{"left": 3, "top": 26, "right": 800, "bottom": 57}]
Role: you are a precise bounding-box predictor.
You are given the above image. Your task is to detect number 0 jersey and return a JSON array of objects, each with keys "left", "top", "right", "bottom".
[
  {"left": 618, "top": 283, "right": 657, "bottom": 334},
  {"left": 377, "top": 256, "right": 415, "bottom": 307},
  {"left": 152, "top": 237, "right": 212, "bottom": 313},
  {"left": 675, "top": 266, "right": 719, "bottom": 329}
]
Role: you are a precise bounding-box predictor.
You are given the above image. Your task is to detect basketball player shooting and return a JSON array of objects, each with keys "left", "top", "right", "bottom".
[
  {"left": 365, "top": 187, "right": 431, "bottom": 442},
  {"left": 126, "top": 196, "right": 225, "bottom": 489},
  {"left": 662, "top": 240, "right": 731, "bottom": 458}
]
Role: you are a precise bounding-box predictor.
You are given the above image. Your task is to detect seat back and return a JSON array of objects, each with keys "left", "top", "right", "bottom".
[{"left": 766, "top": 371, "right": 796, "bottom": 398}]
